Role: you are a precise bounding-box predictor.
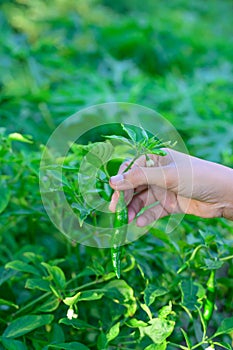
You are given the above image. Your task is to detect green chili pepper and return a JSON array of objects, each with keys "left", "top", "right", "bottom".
[
  {"left": 203, "top": 270, "right": 216, "bottom": 324},
  {"left": 111, "top": 191, "right": 128, "bottom": 279}
]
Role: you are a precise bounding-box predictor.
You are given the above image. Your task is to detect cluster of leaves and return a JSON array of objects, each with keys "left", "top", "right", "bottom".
[
  {"left": 1, "top": 130, "right": 233, "bottom": 349},
  {"left": 1, "top": 0, "right": 233, "bottom": 162}
]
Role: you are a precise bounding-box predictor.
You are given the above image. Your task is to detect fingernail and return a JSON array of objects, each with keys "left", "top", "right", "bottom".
[{"left": 110, "top": 174, "right": 124, "bottom": 184}]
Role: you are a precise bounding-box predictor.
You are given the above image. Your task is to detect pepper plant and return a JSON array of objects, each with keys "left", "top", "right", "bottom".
[{"left": 1, "top": 127, "right": 233, "bottom": 350}]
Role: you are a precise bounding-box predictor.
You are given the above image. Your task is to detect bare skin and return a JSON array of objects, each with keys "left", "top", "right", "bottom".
[{"left": 109, "top": 148, "right": 233, "bottom": 226}]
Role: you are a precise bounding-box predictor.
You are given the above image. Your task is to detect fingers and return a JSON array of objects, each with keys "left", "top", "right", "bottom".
[
  {"left": 127, "top": 187, "right": 169, "bottom": 226},
  {"left": 109, "top": 157, "right": 148, "bottom": 213},
  {"left": 108, "top": 149, "right": 177, "bottom": 214},
  {"left": 109, "top": 190, "right": 119, "bottom": 212},
  {"left": 110, "top": 165, "right": 177, "bottom": 191},
  {"left": 109, "top": 152, "right": 176, "bottom": 213},
  {"left": 136, "top": 205, "right": 168, "bottom": 226},
  {"left": 127, "top": 189, "right": 156, "bottom": 222}
]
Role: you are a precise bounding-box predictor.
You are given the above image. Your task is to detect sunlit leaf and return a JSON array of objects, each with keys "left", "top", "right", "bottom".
[
  {"left": 144, "top": 343, "right": 167, "bottom": 350},
  {"left": 106, "top": 322, "right": 120, "bottom": 342},
  {"left": 97, "top": 332, "right": 108, "bottom": 350},
  {"left": 141, "top": 318, "right": 175, "bottom": 344},
  {"left": 121, "top": 123, "right": 137, "bottom": 142},
  {"left": 8, "top": 133, "right": 33, "bottom": 144},
  {"left": 3, "top": 314, "right": 54, "bottom": 338},
  {"left": 5, "top": 261, "right": 41, "bottom": 276}
]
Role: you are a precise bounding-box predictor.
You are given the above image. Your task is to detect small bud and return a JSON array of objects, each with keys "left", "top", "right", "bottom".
[
  {"left": 67, "top": 308, "right": 78, "bottom": 320},
  {"left": 146, "top": 158, "right": 155, "bottom": 167}
]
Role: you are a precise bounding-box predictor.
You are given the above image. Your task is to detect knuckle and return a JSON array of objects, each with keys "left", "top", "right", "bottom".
[{"left": 125, "top": 166, "right": 145, "bottom": 186}]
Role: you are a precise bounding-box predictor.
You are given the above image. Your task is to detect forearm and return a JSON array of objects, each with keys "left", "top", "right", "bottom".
[
  {"left": 219, "top": 165, "right": 233, "bottom": 220},
  {"left": 198, "top": 160, "right": 233, "bottom": 221},
  {"left": 211, "top": 162, "right": 233, "bottom": 220}
]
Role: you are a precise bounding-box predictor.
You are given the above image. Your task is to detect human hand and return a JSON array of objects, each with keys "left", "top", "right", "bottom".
[{"left": 109, "top": 149, "right": 233, "bottom": 226}]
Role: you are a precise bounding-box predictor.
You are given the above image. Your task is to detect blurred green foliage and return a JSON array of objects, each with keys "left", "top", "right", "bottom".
[
  {"left": 1, "top": 0, "right": 233, "bottom": 161},
  {"left": 0, "top": 0, "right": 233, "bottom": 349}
]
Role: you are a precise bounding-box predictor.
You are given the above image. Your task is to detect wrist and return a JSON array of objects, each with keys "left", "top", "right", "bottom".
[{"left": 222, "top": 202, "right": 233, "bottom": 221}]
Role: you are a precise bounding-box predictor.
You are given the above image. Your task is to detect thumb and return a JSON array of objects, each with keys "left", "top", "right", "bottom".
[{"left": 109, "top": 165, "right": 176, "bottom": 190}]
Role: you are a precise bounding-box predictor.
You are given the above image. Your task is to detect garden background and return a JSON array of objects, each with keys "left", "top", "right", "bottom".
[{"left": 0, "top": 0, "right": 233, "bottom": 349}]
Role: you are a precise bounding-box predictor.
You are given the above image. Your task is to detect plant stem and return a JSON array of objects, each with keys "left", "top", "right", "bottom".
[
  {"left": 123, "top": 156, "right": 139, "bottom": 173},
  {"left": 14, "top": 292, "right": 51, "bottom": 317},
  {"left": 66, "top": 272, "right": 115, "bottom": 289},
  {"left": 220, "top": 254, "right": 233, "bottom": 261},
  {"left": 191, "top": 341, "right": 208, "bottom": 349},
  {"left": 14, "top": 272, "right": 116, "bottom": 318},
  {"left": 103, "top": 163, "right": 111, "bottom": 180},
  {"left": 168, "top": 341, "right": 188, "bottom": 350}
]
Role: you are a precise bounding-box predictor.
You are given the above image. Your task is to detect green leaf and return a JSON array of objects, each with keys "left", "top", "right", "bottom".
[
  {"left": 3, "top": 314, "right": 54, "bottom": 338},
  {"left": 25, "top": 278, "right": 51, "bottom": 292},
  {"left": 50, "top": 284, "right": 62, "bottom": 298},
  {"left": 140, "top": 303, "right": 153, "bottom": 320},
  {"left": 180, "top": 278, "right": 199, "bottom": 311},
  {"left": 158, "top": 302, "right": 173, "bottom": 319},
  {"left": 86, "top": 141, "right": 114, "bottom": 164},
  {"left": 89, "top": 260, "right": 105, "bottom": 276},
  {"left": 79, "top": 290, "right": 104, "bottom": 302},
  {"left": 2, "top": 338, "right": 27, "bottom": 350},
  {"left": 41, "top": 263, "right": 66, "bottom": 290},
  {"left": 104, "top": 280, "right": 137, "bottom": 317},
  {"left": 71, "top": 202, "right": 91, "bottom": 227},
  {"left": 59, "top": 318, "right": 98, "bottom": 330},
  {"left": 121, "top": 123, "right": 137, "bottom": 142},
  {"left": 48, "top": 324, "right": 65, "bottom": 344},
  {"left": 181, "top": 328, "right": 192, "bottom": 349},
  {"left": 0, "top": 298, "right": 18, "bottom": 309},
  {"left": 0, "top": 181, "right": 10, "bottom": 214},
  {"left": 35, "top": 296, "right": 60, "bottom": 313},
  {"left": 63, "top": 290, "right": 104, "bottom": 306},
  {"left": 106, "top": 322, "right": 120, "bottom": 342},
  {"left": 150, "top": 149, "right": 167, "bottom": 156},
  {"left": 5, "top": 261, "right": 41, "bottom": 276},
  {"left": 213, "top": 341, "right": 232, "bottom": 349},
  {"left": 144, "top": 285, "right": 168, "bottom": 306},
  {"left": 103, "top": 134, "right": 133, "bottom": 146},
  {"left": 48, "top": 342, "right": 90, "bottom": 350},
  {"left": 141, "top": 318, "right": 175, "bottom": 344},
  {"left": 140, "top": 126, "right": 149, "bottom": 141},
  {"left": 144, "top": 342, "right": 167, "bottom": 350},
  {"left": 97, "top": 332, "right": 108, "bottom": 350},
  {"left": 8, "top": 133, "right": 33, "bottom": 144},
  {"left": 203, "top": 258, "right": 223, "bottom": 270},
  {"left": 104, "top": 280, "right": 134, "bottom": 302},
  {"left": 63, "top": 293, "right": 81, "bottom": 306},
  {"left": 212, "top": 317, "right": 233, "bottom": 338},
  {"left": 126, "top": 318, "right": 148, "bottom": 328}
]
